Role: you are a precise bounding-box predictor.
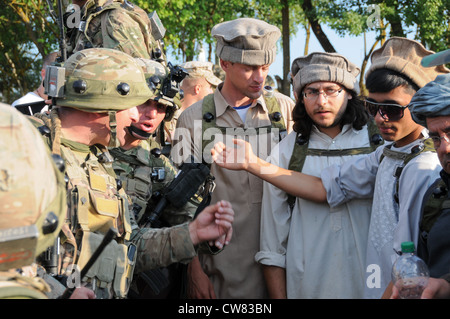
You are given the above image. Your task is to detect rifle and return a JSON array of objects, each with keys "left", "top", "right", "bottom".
[
  {"left": 144, "top": 158, "right": 212, "bottom": 228},
  {"left": 59, "top": 227, "right": 118, "bottom": 299},
  {"left": 46, "top": 0, "right": 67, "bottom": 62}
]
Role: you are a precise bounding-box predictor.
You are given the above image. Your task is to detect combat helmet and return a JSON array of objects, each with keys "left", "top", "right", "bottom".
[
  {"left": 49, "top": 48, "right": 155, "bottom": 147},
  {"left": 0, "top": 104, "right": 67, "bottom": 271},
  {"left": 135, "top": 58, "right": 186, "bottom": 121},
  {"left": 129, "top": 58, "right": 186, "bottom": 139}
]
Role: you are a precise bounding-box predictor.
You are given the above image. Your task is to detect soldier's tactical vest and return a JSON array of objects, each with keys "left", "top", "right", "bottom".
[
  {"left": 286, "top": 119, "right": 384, "bottom": 208},
  {"left": 67, "top": 0, "right": 165, "bottom": 61},
  {"left": 201, "top": 92, "right": 287, "bottom": 164},
  {"left": 110, "top": 138, "right": 177, "bottom": 225},
  {"left": 30, "top": 115, "right": 135, "bottom": 299},
  {"left": 61, "top": 144, "right": 135, "bottom": 298},
  {"left": 0, "top": 271, "right": 49, "bottom": 299}
]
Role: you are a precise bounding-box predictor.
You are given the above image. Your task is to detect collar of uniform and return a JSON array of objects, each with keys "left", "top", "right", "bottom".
[
  {"left": 214, "top": 83, "right": 266, "bottom": 118},
  {"left": 60, "top": 137, "right": 91, "bottom": 153}
]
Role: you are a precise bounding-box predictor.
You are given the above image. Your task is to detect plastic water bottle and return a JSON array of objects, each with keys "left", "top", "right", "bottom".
[{"left": 391, "top": 241, "right": 430, "bottom": 299}]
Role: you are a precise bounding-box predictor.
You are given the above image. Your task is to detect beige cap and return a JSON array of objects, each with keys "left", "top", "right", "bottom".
[
  {"left": 291, "top": 52, "right": 360, "bottom": 94},
  {"left": 366, "top": 37, "right": 449, "bottom": 89},
  {"left": 212, "top": 18, "right": 281, "bottom": 66},
  {"left": 180, "top": 61, "right": 222, "bottom": 86}
]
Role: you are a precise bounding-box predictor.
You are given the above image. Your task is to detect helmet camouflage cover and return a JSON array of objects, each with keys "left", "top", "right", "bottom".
[
  {"left": 0, "top": 104, "right": 66, "bottom": 271},
  {"left": 56, "top": 48, "right": 154, "bottom": 112}
]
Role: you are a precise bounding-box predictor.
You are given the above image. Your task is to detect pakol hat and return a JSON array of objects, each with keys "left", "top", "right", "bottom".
[
  {"left": 366, "top": 37, "right": 449, "bottom": 89},
  {"left": 180, "top": 61, "right": 222, "bottom": 86},
  {"left": 212, "top": 18, "right": 281, "bottom": 66},
  {"left": 290, "top": 52, "right": 360, "bottom": 95}
]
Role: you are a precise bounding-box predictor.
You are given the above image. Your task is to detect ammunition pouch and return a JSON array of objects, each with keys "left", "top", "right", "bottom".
[{"left": 77, "top": 231, "right": 136, "bottom": 298}]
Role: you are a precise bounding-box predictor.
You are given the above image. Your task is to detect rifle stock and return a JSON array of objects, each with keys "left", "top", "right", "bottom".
[{"left": 144, "top": 161, "right": 211, "bottom": 228}]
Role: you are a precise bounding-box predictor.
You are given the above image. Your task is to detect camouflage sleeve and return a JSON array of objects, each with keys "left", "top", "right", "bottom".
[
  {"left": 131, "top": 223, "right": 197, "bottom": 272},
  {"left": 161, "top": 200, "right": 197, "bottom": 226},
  {"left": 101, "top": 9, "right": 151, "bottom": 59}
]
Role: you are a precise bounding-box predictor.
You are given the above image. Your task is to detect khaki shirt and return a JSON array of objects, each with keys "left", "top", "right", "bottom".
[{"left": 171, "top": 86, "right": 294, "bottom": 298}]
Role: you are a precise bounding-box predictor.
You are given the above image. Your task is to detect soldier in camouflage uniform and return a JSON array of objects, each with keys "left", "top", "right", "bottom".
[
  {"left": 111, "top": 58, "right": 186, "bottom": 229},
  {"left": 32, "top": 48, "right": 233, "bottom": 299},
  {"left": 66, "top": 0, "right": 165, "bottom": 61},
  {"left": 0, "top": 103, "right": 93, "bottom": 299},
  {"left": 110, "top": 58, "right": 225, "bottom": 298}
]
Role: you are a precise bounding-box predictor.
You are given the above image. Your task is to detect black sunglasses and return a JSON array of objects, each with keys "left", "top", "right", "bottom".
[{"left": 364, "top": 100, "right": 408, "bottom": 122}]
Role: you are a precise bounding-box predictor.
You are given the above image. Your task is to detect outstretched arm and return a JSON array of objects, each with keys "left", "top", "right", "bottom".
[{"left": 211, "top": 139, "right": 327, "bottom": 203}]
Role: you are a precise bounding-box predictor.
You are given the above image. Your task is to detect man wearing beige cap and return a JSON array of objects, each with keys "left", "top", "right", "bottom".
[
  {"left": 210, "top": 37, "right": 449, "bottom": 299},
  {"left": 165, "top": 61, "right": 222, "bottom": 143},
  {"left": 171, "top": 17, "right": 294, "bottom": 299},
  {"left": 180, "top": 61, "right": 222, "bottom": 109}
]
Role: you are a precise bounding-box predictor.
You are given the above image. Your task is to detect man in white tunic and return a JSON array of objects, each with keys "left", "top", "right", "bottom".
[
  {"left": 335, "top": 38, "right": 449, "bottom": 299},
  {"left": 255, "top": 53, "right": 379, "bottom": 298},
  {"left": 212, "top": 37, "right": 449, "bottom": 299}
]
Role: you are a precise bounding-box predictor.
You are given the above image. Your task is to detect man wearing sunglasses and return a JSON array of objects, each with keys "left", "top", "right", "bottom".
[{"left": 211, "top": 37, "right": 449, "bottom": 299}]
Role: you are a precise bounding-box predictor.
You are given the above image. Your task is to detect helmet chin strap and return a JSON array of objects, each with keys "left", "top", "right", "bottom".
[
  {"left": 108, "top": 111, "right": 121, "bottom": 149},
  {"left": 127, "top": 124, "right": 151, "bottom": 140}
]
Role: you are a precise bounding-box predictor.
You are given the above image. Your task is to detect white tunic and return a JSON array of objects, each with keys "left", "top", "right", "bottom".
[
  {"left": 321, "top": 136, "right": 441, "bottom": 298},
  {"left": 256, "top": 124, "right": 374, "bottom": 298}
]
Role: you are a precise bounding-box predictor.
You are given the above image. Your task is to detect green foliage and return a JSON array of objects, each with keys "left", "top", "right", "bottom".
[
  {"left": 0, "top": 0, "right": 59, "bottom": 103},
  {"left": 314, "top": 0, "right": 369, "bottom": 36},
  {"left": 1, "top": 0, "right": 448, "bottom": 103},
  {"left": 135, "top": 0, "right": 257, "bottom": 60},
  {"left": 404, "top": 0, "right": 450, "bottom": 51}
]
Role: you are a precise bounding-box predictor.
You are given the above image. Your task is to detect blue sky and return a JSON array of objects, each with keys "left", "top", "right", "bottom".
[
  {"left": 268, "top": 25, "right": 380, "bottom": 97},
  {"left": 269, "top": 25, "right": 379, "bottom": 79}
]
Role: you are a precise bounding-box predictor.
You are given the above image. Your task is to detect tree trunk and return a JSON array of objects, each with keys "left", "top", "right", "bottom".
[
  {"left": 304, "top": 22, "right": 311, "bottom": 56},
  {"left": 360, "top": 36, "right": 380, "bottom": 96},
  {"left": 386, "top": 2, "right": 405, "bottom": 37},
  {"left": 280, "top": 0, "right": 291, "bottom": 96},
  {"left": 301, "top": 0, "right": 336, "bottom": 53}
]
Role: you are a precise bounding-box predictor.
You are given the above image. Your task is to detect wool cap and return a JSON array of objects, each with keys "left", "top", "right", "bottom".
[
  {"left": 366, "top": 37, "right": 449, "bottom": 89},
  {"left": 180, "top": 61, "right": 222, "bottom": 86},
  {"left": 212, "top": 18, "right": 281, "bottom": 66},
  {"left": 290, "top": 52, "right": 360, "bottom": 95},
  {"left": 409, "top": 73, "right": 450, "bottom": 127}
]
